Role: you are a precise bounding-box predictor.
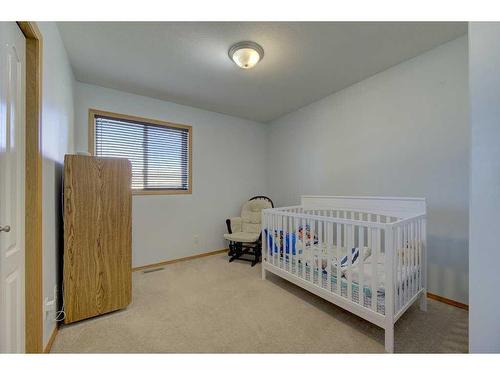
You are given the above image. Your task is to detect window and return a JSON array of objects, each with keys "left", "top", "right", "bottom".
[{"left": 89, "top": 109, "right": 192, "bottom": 195}]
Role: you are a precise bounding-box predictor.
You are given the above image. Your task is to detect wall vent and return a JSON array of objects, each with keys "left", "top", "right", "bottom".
[{"left": 143, "top": 267, "right": 165, "bottom": 274}]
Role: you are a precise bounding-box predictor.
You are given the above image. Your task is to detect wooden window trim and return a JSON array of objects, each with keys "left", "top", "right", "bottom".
[{"left": 88, "top": 108, "right": 193, "bottom": 195}]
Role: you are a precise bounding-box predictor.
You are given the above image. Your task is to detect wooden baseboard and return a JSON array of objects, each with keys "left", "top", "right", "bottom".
[
  {"left": 132, "top": 248, "right": 228, "bottom": 272},
  {"left": 427, "top": 292, "right": 468, "bottom": 311},
  {"left": 43, "top": 326, "right": 58, "bottom": 353}
]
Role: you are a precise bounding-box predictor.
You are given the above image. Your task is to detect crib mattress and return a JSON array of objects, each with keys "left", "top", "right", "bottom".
[{"left": 274, "top": 255, "right": 420, "bottom": 315}]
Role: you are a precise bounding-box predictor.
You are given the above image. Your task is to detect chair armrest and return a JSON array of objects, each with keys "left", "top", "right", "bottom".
[{"left": 226, "top": 217, "right": 242, "bottom": 234}]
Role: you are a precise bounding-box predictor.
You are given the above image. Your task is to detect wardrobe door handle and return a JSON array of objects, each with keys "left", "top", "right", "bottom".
[{"left": 0, "top": 225, "right": 11, "bottom": 233}]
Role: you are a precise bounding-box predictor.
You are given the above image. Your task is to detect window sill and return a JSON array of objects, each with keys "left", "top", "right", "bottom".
[{"left": 132, "top": 189, "right": 192, "bottom": 196}]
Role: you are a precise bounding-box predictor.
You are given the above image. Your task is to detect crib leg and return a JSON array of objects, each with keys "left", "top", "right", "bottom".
[
  {"left": 261, "top": 266, "right": 267, "bottom": 280},
  {"left": 384, "top": 325, "right": 394, "bottom": 353},
  {"left": 419, "top": 290, "right": 427, "bottom": 312}
]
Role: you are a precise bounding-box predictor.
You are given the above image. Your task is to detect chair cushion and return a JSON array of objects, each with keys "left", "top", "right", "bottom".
[
  {"left": 240, "top": 198, "right": 273, "bottom": 233},
  {"left": 224, "top": 232, "right": 260, "bottom": 243}
]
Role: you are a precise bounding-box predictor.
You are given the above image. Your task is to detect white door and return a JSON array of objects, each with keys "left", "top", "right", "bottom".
[{"left": 0, "top": 22, "right": 26, "bottom": 353}]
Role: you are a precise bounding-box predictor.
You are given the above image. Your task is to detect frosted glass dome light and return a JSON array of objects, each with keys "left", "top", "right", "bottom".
[{"left": 228, "top": 41, "right": 264, "bottom": 69}]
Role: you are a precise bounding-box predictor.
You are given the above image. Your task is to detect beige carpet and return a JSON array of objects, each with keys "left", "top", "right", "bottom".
[{"left": 51, "top": 253, "right": 468, "bottom": 353}]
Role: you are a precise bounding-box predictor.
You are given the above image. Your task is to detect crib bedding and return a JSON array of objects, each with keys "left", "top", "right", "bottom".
[
  {"left": 303, "top": 247, "right": 419, "bottom": 288},
  {"left": 276, "top": 256, "right": 419, "bottom": 315},
  {"left": 266, "top": 229, "right": 421, "bottom": 315},
  {"left": 276, "top": 256, "right": 386, "bottom": 313}
]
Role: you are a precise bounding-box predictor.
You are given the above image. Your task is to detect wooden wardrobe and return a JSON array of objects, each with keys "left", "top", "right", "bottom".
[{"left": 63, "top": 155, "right": 132, "bottom": 324}]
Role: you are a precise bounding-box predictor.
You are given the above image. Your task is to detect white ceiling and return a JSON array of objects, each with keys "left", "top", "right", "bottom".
[{"left": 58, "top": 22, "right": 467, "bottom": 123}]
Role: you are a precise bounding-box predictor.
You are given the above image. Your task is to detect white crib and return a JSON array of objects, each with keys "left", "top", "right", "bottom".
[{"left": 261, "top": 196, "right": 427, "bottom": 353}]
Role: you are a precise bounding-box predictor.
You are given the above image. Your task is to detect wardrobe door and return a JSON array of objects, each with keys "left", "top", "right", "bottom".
[{"left": 63, "top": 155, "right": 132, "bottom": 323}]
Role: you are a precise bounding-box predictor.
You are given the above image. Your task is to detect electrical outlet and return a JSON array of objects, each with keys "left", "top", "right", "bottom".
[
  {"left": 44, "top": 286, "right": 58, "bottom": 320},
  {"left": 44, "top": 297, "right": 55, "bottom": 320}
]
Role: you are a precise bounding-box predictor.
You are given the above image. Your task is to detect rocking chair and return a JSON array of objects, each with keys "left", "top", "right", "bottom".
[{"left": 224, "top": 196, "right": 274, "bottom": 266}]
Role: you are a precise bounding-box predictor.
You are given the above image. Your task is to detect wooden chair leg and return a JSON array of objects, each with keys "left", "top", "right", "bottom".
[
  {"left": 229, "top": 242, "right": 242, "bottom": 263},
  {"left": 251, "top": 245, "right": 261, "bottom": 267},
  {"left": 228, "top": 242, "right": 262, "bottom": 267}
]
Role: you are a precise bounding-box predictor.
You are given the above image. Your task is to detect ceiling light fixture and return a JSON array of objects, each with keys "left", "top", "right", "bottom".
[{"left": 228, "top": 41, "right": 264, "bottom": 69}]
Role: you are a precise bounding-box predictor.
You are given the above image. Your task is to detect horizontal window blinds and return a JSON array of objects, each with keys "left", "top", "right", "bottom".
[{"left": 94, "top": 114, "right": 190, "bottom": 191}]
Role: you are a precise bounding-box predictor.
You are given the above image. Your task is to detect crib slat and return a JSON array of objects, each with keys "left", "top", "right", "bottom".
[
  {"left": 288, "top": 214, "right": 292, "bottom": 273},
  {"left": 273, "top": 213, "right": 277, "bottom": 267},
  {"left": 406, "top": 223, "right": 410, "bottom": 305},
  {"left": 308, "top": 218, "right": 313, "bottom": 283},
  {"left": 416, "top": 221, "right": 420, "bottom": 294},
  {"left": 404, "top": 223, "right": 409, "bottom": 305},
  {"left": 306, "top": 217, "right": 309, "bottom": 282},
  {"left": 399, "top": 223, "right": 404, "bottom": 306},
  {"left": 297, "top": 215, "right": 301, "bottom": 277},
  {"left": 413, "top": 221, "right": 417, "bottom": 295},
  {"left": 414, "top": 220, "right": 418, "bottom": 293},
  {"left": 407, "top": 223, "right": 411, "bottom": 303},
  {"left": 281, "top": 214, "right": 285, "bottom": 270},
  {"left": 401, "top": 223, "right": 406, "bottom": 306},
  {"left": 284, "top": 214, "right": 288, "bottom": 270},
  {"left": 275, "top": 213, "right": 279, "bottom": 267},
  {"left": 306, "top": 215, "right": 310, "bottom": 280},
  {"left": 412, "top": 221, "right": 417, "bottom": 296},
  {"left": 336, "top": 222, "right": 341, "bottom": 295},
  {"left": 407, "top": 222, "right": 411, "bottom": 299},
  {"left": 314, "top": 217, "right": 319, "bottom": 284},
  {"left": 287, "top": 214, "right": 292, "bottom": 273},
  {"left": 421, "top": 218, "right": 425, "bottom": 291},
  {"left": 280, "top": 213, "right": 283, "bottom": 267},
  {"left": 283, "top": 214, "right": 287, "bottom": 270},
  {"left": 371, "top": 227, "right": 378, "bottom": 312},
  {"left": 318, "top": 216, "right": 323, "bottom": 288},
  {"left": 410, "top": 221, "right": 414, "bottom": 297},
  {"left": 385, "top": 225, "right": 395, "bottom": 331},
  {"left": 313, "top": 216, "right": 317, "bottom": 283},
  {"left": 417, "top": 220, "right": 422, "bottom": 291},
  {"left": 327, "top": 220, "right": 332, "bottom": 292},
  {"left": 284, "top": 214, "right": 288, "bottom": 272},
  {"left": 393, "top": 225, "right": 397, "bottom": 311},
  {"left": 270, "top": 213, "right": 274, "bottom": 266},
  {"left": 290, "top": 216, "right": 299, "bottom": 276},
  {"left": 401, "top": 224, "right": 405, "bottom": 308},
  {"left": 396, "top": 225, "right": 401, "bottom": 311},
  {"left": 393, "top": 225, "right": 399, "bottom": 313},
  {"left": 262, "top": 211, "right": 267, "bottom": 265},
  {"left": 347, "top": 224, "right": 353, "bottom": 302},
  {"left": 274, "top": 213, "right": 278, "bottom": 267},
  {"left": 359, "top": 224, "right": 365, "bottom": 307},
  {"left": 424, "top": 217, "right": 428, "bottom": 293},
  {"left": 301, "top": 216, "right": 306, "bottom": 280},
  {"left": 278, "top": 214, "right": 282, "bottom": 268},
  {"left": 269, "top": 213, "right": 273, "bottom": 266},
  {"left": 400, "top": 224, "right": 404, "bottom": 309},
  {"left": 300, "top": 215, "right": 305, "bottom": 276}
]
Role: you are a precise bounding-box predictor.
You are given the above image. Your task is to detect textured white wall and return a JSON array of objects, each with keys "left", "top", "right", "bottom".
[
  {"left": 74, "top": 82, "right": 268, "bottom": 268},
  {"left": 469, "top": 22, "right": 500, "bottom": 353},
  {"left": 267, "top": 36, "right": 469, "bottom": 304},
  {"left": 38, "top": 22, "right": 75, "bottom": 347}
]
